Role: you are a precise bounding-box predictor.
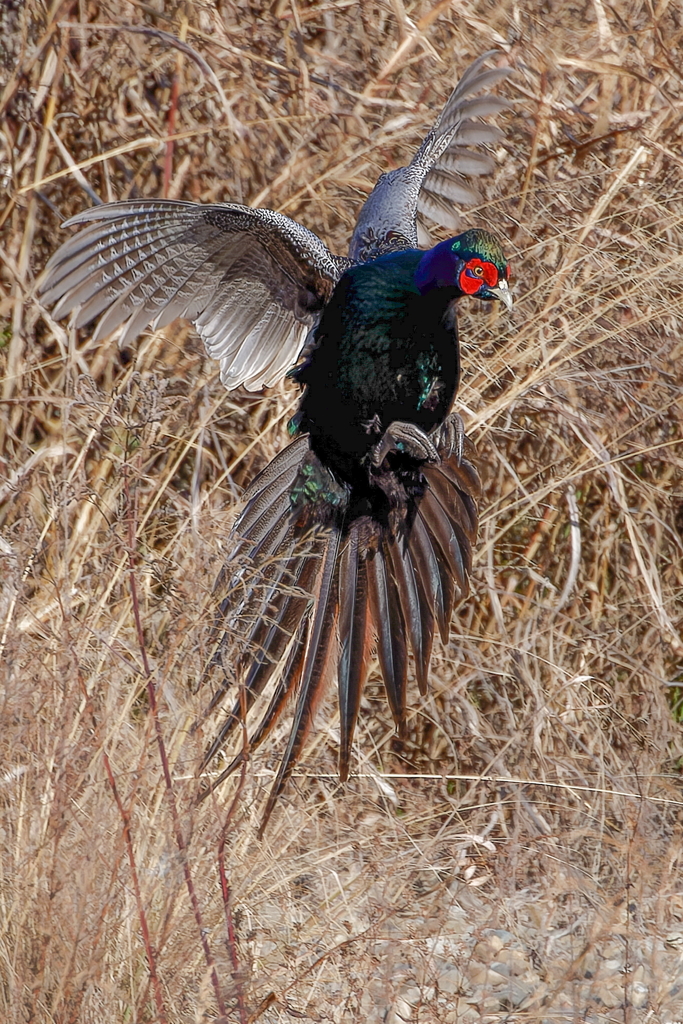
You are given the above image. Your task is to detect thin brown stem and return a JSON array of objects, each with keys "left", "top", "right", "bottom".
[
  {"left": 64, "top": 587, "right": 168, "bottom": 1023},
  {"left": 217, "top": 685, "right": 250, "bottom": 1024},
  {"left": 102, "top": 749, "right": 168, "bottom": 1024},
  {"left": 123, "top": 449, "right": 227, "bottom": 1019}
]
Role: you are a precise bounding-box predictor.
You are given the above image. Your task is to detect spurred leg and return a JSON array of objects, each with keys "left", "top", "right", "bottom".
[
  {"left": 370, "top": 420, "right": 440, "bottom": 467},
  {"left": 430, "top": 411, "right": 465, "bottom": 463}
]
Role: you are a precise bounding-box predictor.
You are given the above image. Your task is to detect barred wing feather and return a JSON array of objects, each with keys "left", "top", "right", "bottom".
[
  {"left": 349, "top": 51, "right": 510, "bottom": 261},
  {"left": 39, "top": 200, "right": 349, "bottom": 392}
]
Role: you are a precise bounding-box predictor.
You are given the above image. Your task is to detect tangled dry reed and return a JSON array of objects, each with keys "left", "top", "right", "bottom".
[{"left": 1, "top": 1, "right": 682, "bottom": 1021}]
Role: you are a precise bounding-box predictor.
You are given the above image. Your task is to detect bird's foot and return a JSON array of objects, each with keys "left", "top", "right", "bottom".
[
  {"left": 430, "top": 412, "right": 465, "bottom": 463},
  {"left": 370, "top": 420, "right": 440, "bottom": 467}
]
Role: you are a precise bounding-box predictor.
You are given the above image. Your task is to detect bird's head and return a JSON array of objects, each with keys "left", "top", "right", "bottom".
[{"left": 414, "top": 229, "right": 512, "bottom": 310}]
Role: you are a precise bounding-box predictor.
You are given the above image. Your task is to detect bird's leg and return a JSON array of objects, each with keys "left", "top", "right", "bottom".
[
  {"left": 430, "top": 411, "right": 465, "bottom": 463},
  {"left": 370, "top": 420, "right": 440, "bottom": 467}
]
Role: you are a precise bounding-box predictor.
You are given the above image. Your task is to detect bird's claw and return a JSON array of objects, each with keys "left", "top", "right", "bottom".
[
  {"left": 430, "top": 412, "right": 465, "bottom": 464},
  {"left": 362, "top": 414, "right": 384, "bottom": 436},
  {"left": 370, "top": 420, "right": 440, "bottom": 467}
]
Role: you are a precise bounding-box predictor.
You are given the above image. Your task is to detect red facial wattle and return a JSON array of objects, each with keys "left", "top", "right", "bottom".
[{"left": 458, "top": 258, "right": 499, "bottom": 295}]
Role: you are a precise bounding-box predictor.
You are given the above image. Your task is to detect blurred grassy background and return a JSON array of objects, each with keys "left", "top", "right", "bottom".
[{"left": 1, "top": 1, "right": 683, "bottom": 1021}]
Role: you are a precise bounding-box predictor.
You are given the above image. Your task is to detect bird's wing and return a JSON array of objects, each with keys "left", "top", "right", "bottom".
[
  {"left": 38, "top": 200, "right": 350, "bottom": 391},
  {"left": 197, "top": 437, "right": 480, "bottom": 833},
  {"left": 349, "top": 51, "right": 511, "bottom": 261}
]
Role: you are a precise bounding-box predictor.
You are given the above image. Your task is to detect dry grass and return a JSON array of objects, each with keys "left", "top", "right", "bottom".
[{"left": 2, "top": 1, "right": 683, "bottom": 1022}]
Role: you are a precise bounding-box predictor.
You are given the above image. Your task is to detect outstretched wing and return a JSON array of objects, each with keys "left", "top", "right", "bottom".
[
  {"left": 39, "top": 200, "right": 351, "bottom": 391},
  {"left": 349, "top": 51, "right": 511, "bottom": 262}
]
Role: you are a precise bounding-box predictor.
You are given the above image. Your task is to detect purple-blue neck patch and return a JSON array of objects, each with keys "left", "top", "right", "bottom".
[{"left": 414, "top": 238, "right": 460, "bottom": 295}]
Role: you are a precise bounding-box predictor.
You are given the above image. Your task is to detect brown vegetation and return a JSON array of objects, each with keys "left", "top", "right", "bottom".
[{"left": 1, "top": 1, "right": 683, "bottom": 1021}]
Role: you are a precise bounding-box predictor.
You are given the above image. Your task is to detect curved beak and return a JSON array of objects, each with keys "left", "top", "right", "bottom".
[{"left": 490, "top": 279, "right": 513, "bottom": 311}]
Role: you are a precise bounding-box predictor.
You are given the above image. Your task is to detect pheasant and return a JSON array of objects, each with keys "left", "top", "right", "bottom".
[{"left": 39, "top": 52, "right": 512, "bottom": 830}]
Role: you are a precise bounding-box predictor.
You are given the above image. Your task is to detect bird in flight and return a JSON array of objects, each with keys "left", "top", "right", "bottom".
[{"left": 39, "top": 52, "right": 513, "bottom": 831}]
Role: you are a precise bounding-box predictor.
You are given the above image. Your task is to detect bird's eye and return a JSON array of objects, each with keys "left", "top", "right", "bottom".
[{"left": 473, "top": 265, "right": 484, "bottom": 277}]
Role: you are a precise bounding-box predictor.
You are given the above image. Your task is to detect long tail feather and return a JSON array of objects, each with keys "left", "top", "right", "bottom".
[
  {"left": 409, "top": 511, "right": 446, "bottom": 644},
  {"left": 258, "top": 522, "right": 343, "bottom": 835},
  {"left": 419, "top": 488, "right": 470, "bottom": 598},
  {"left": 386, "top": 528, "right": 432, "bottom": 695},
  {"left": 199, "top": 546, "right": 318, "bottom": 768},
  {"left": 226, "top": 623, "right": 309, "bottom": 767},
  {"left": 207, "top": 444, "right": 310, "bottom": 646},
  {"left": 423, "top": 458, "right": 480, "bottom": 548},
  {"left": 416, "top": 508, "right": 455, "bottom": 644},
  {"left": 366, "top": 544, "right": 408, "bottom": 732},
  {"left": 429, "top": 454, "right": 481, "bottom": 541},
  {"left": 199, "top": 437, "right": 311, "bottom": 694},
  {"left": 196, "top": 618, "right": 309, "bottom": 802},
  {"left": 240, "top": 435, "right": 310, "bottom": 508},
  {"left": 337, "top": 521, "right": 371, "bottom": 781}
]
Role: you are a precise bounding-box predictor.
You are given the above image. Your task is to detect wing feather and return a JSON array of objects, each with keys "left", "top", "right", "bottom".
[
  {"left": 435, "top": 149, "right": 496, "bottom": 177},
  {"left": 453, "top": 122, "right": 504, "bottom": 146},
  {"left": 39, "top": 200, "right": 349, "bottom": 391},
  {"left": 349, "top": 52, "right": 511, "bottom": 260},
  {"left": 416, "top": 190, "right": 469, "bottom": 231}
]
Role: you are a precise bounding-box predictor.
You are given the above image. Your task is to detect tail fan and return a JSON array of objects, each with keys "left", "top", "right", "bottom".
[{"left": 197, "top": 440, "right": 480, "bottom": 829}]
